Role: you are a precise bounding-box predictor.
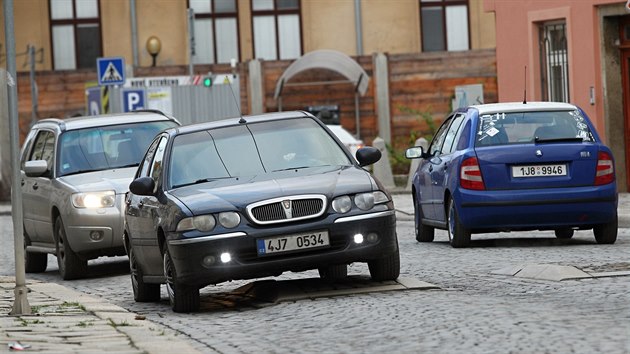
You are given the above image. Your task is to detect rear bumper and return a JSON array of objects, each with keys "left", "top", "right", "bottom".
[
  {"left": 456, "top": 184, "right": 617, "bottom": 230},
  {"left": 166, "top": 211, "right": 397, "bottom": 287}
]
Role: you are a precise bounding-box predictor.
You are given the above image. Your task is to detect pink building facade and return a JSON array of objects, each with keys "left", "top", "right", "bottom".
[{"left": 485, "top": 0, "right": 630, "bottom": 191}]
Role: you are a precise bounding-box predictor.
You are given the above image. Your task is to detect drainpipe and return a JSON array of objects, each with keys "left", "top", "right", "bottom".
[
  {"left": 130, "top": 0, "right": 139, "bottom": 67},
  {"left": 354, "top": 0, "right": 363, "bottom": 56}
]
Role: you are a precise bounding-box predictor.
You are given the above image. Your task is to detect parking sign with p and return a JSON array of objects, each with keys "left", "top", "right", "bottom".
[{"left": 122, "top": 89, "right": 146, "bottom": 112}]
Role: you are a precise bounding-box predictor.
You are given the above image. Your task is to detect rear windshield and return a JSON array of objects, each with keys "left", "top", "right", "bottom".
[{"left": 475, "top": 110, "right": 594, "bottom": 147}]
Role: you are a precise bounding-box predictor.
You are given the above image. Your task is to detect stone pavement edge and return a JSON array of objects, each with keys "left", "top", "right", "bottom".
[{"left": 0, "top": 276, "right": 201, "bottom": 353}]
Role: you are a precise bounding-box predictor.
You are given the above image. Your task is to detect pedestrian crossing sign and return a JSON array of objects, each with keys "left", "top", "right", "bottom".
[{"left": 97, "top": 57, "right": 125, "bottom": 86}]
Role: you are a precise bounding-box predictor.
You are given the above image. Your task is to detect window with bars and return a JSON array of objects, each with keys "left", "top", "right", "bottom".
[
  {"left": 251, "top": 0, "right": 302, "bottom": 60},
  {"left": 419, "top": 0, "right": 469, "bottom": 52},
  {"left": 49, "top": 0, "right": 102, "bottom": 70},
  {"left": 189, "top": 0, "right": 240, "bottom": 64},
  {"left": 539, "top": 22, "right": 569, "bottom": 103}
]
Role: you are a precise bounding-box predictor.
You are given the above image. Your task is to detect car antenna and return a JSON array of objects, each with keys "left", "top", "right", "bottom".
[
  {"left": 523, "top": 66, "right": 527, "bottom": 104},
  {"left": 224, "top": 72, "right": 246, "bottom": 124}
]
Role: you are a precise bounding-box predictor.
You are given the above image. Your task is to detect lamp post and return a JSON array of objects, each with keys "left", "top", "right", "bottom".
[{"left": 146, "top": 36, "right": 161, "bottom": 67}]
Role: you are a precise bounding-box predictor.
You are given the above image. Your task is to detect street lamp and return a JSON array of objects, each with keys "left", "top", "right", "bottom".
[{"left": 146, "top": 36, "right": 161, "bottom": 67}]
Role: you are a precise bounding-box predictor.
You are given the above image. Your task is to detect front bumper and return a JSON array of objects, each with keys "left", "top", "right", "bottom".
[
  {"left": 167, "top": 210, "right": 397, "bottom": 287},
  {"left": 63, "top": 194, "right": 126, "bottom": 257},
  {"left": 455, "top": 183, "right": 618, "bottom": 230}
]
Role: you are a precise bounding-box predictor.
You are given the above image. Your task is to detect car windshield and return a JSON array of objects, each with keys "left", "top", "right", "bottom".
[
  {"left": 168, "top": 118, "right": 351, "bottom": 188},
  {"left": 58, "top": 121, "right": 176, "bottom": 176},
  {"left": 475, "top": 110, "right": 595, "bottom": 147}
]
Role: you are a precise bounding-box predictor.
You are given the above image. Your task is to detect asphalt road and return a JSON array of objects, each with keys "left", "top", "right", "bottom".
[{"left": 1, "top": 214, "right": 629, "bottom": 354}]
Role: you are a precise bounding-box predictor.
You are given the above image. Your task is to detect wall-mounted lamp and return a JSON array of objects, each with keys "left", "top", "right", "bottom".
[
  {"left": 146, "top": 36, "right": 162, "bottom": 67},
  {"left": 589, "top": 86, "right": 595, "bottom": 106}
]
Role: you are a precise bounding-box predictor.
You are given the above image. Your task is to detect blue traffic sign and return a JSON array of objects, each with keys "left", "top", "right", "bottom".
[
  {"left": 122, "top": 89, "right": 146, "bottom": 112},
  {"left": 86, "top": 87, "right": 102, "bottom": 115},
  {"left": 97, "top": 57, "right": 125, "bottom": 86}
]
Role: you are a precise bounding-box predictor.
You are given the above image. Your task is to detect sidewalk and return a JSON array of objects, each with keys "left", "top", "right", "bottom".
[
  {"left": 0, "top": 277, "right": 200, "bottom": 353},
  {"left": 0, "top": 193, "right": 628, "bottom": 352}
]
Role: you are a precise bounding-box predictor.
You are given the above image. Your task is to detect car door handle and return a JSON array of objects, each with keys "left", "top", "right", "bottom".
[
  {"left": 21, "top": 180, "right": 25, "bottom": 186},
  {"left": 429, "top": 165, "right": 433, "bottom": 172},
  {"left": 32, "top": 183, "right": 38, "bottom": 190}
]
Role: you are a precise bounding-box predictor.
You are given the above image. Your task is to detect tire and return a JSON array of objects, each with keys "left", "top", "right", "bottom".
[
  {"left": 447, "top": 197, "right": 471, "bottom": 248},
  {"left": 413, "top": 194, "right": 434, "bottom": 242},
  {"left": 24, "top": 231, "right": 48, "bottom": 273},
  {"left": 318, "top": 264, "right": 348, "bottom": 280},
  {"left": 164, "top": 248, "right": 199, "bottom": 313},
  {"left": 129, "top": 245, "right": 160, "bottom": 302},
  {"left": 54, "top": 216, "right": 88, "bottom": 280},
  {"left": 554, "top": 228, "right": 574, "bottom": 239},
  {"left": 368, "top": 248, "right": 400, "bottom": 281},
  {"left": 594, "top": 213, "right": 618, "bottom": 244}
]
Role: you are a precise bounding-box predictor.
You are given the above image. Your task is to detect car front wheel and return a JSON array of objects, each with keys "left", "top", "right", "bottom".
[
  {"left": 54, "top": 216, "right": 88, "bottom": 280},
  {"left": 164, "top": 248, "right": 199, "bottom": 313},
  {"left": 594, "top": 213, "right": 618, "bottom": 244},
  {"left": 413, "top": 194, "right": 434, "bottom": 242},
  {"left": 447, "top": 197, "right": 471, "bottom": 248},
  {"left": 129, "top": 244, "right": 160, "bottom": 302},
  {"left": 368, "top": 248, "right": 400, "bottom": 281}
]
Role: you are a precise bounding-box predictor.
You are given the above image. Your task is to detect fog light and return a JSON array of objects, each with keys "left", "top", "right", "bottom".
[
  {"left": 353, "top": 234, "right": 364, "bottom": 244},
  {"left": 202, "top": 255, "right": 216, "bottom": 268},
  {"left": 220, "top": 252, "right": 231, "bottom": 263},
  {"left": 367, "top": 232, "right": 379, "bottom": 243},
  {"left": 89, "top": 230, "right": 103, "bottom": 241}
]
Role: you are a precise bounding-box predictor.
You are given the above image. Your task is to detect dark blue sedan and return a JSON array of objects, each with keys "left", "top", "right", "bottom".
[{"left": 406, "top": 102, "right": 618, "bottom": 248}]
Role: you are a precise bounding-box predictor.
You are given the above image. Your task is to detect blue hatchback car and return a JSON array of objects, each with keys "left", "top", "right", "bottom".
[{"left": 406, "top": 102, "right": 618, "bottom": 248}]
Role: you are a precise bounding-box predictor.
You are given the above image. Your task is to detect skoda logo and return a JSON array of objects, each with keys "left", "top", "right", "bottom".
[{"left": 536, "top": 150, "right": 543, "bottom": 157}]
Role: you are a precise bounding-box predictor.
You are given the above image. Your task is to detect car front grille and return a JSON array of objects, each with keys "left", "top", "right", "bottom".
[{"left": 247, "top": 195, "right": 327, "bottom": 225}]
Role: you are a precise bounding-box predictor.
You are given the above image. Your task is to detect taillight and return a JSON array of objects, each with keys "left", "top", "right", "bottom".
[
  {"left": 594, "top": 151, "right": 614, "bottom": 186},
  {"left": 460, "top": 157, "right": 485, "bottom": 190}
]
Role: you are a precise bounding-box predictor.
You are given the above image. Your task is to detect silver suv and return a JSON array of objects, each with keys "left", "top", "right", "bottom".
[{"left": 20, "top": 111, "right": 179, "bottom": 279}]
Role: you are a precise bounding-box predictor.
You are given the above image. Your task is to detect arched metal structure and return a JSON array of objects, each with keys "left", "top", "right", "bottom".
[{"left": 273, "top": 49, "right": 370, "bottom": 138}]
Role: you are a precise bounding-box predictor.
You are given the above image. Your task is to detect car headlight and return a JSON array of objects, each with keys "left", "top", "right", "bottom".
[
  {"left": 354, "top": 191, "right": 389, "bottom": 211},
  {"left": 332, "top": 195, "right": 352, "bottom": 213},
  {"left": 176, "top": 215, "right": 216, "bottom": 232},
  {"left": 72, "top": 191, "right": 116, "bottom": 208},
  {"left": 218, "top": 212, "right": 240, "bottom": 228}
]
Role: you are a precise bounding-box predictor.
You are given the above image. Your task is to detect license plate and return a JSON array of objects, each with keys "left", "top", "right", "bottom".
[
  {"left": 257, "top": 230, "right": 330, "bottom": 256},
  {"left": 512, "top": 164, "right": 567, "bottom": 177}
]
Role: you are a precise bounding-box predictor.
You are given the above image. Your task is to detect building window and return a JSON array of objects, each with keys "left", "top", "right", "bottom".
[
  {"left": 419, "top": 0, "right": 469, "bottom": 52},
  {"left": 49, "top": 0, "right": 102, "bottom": 70},
  {"left": 189, "top": 0, "right": 240, "bottom": 64},
  {"left": 539, "top": 21, "right": 569, "bottom": 102},
  {"left": 251, "top": 0, "right": 302, "bottom": 60}
]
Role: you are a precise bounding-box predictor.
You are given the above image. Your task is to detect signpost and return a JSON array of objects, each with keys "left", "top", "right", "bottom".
[
  {"left": 122, "top": 89, "right": 146, "bottom": 112},
  {"left": 97, "top": 57, "right": 126, "bottom": 86}
]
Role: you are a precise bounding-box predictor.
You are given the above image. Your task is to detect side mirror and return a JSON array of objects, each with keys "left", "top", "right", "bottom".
[
  {"left": 24, "top": 160, "right": 49, "bottom": 177},
  {"left": 356, "top": 146, "right": 381, "bottom": 167},
  {"left": 129, "top": 177, "right": 155, "bottom": 196},
  {"left": 405, "top": 146, "right": 425, "bottom": 159}
]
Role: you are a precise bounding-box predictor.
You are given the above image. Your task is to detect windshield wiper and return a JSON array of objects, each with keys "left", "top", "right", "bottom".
[
  {"left": 61, "top": 168, "right": 104, "bottom": 176},
  {"left": 534, "top": 137, "right": 584, "bottom": 143},
  {"left": 116, "top": 163, "right": 140, "bottom": 168},
  {"left": 272, "top": 166, "right": 315, "bottom": 172},
  {"left": 172, "top": 177, "right": 235, "bottom": 189}
]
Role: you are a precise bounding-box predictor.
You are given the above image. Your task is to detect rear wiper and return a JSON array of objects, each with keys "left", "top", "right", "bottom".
[{"left": 534, "top": 137, "right": 584, "bottom": 143}]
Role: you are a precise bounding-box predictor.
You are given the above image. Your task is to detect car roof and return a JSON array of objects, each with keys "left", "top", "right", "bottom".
[
  {"left": 470, "top": 102, "right": 578, "bottom": 115},
  {"left": 326, "top": 124, "right": 362, "bottom": 143},
  {"left": 167, "top": 111, "right": 315, "bottom": 135},
  {"left": 34, "top": 111, "right": 177, "bottom": 131}
]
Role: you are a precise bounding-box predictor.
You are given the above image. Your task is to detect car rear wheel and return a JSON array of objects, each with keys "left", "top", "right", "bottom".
[
  {"left": 554, "top": 228, "right": 574, "bottom": 239},
  {"left": 413, "top": 194, "right": 434, "bottom": 242},
  {"left": 129, "top": 245, "right": 160, "bottom": 302},
  {"left": 164, "top": 248, "right": 199, "bottom": 313},
  {"left": 318, "top": 264, "right": 348, "bottom": 280},
  {"left": 54, "top": 216, "right": 88, "bottom": 280},
  {"left": 24, "top": 231, "right": 48, "bottom": 273},
  {"left": 368, "top": 248, "right": 400, "bottom": 281},
  {"left": 447, "top": 197, "right": 471, "bottom": 248},
  {"left": 593, "top": 213, "right": 618, "bottom": 244}
]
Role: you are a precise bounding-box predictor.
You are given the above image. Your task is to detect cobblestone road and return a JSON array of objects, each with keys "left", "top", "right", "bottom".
[{"left": 2, "top": 215, "right": 629, "bottom": 354}]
